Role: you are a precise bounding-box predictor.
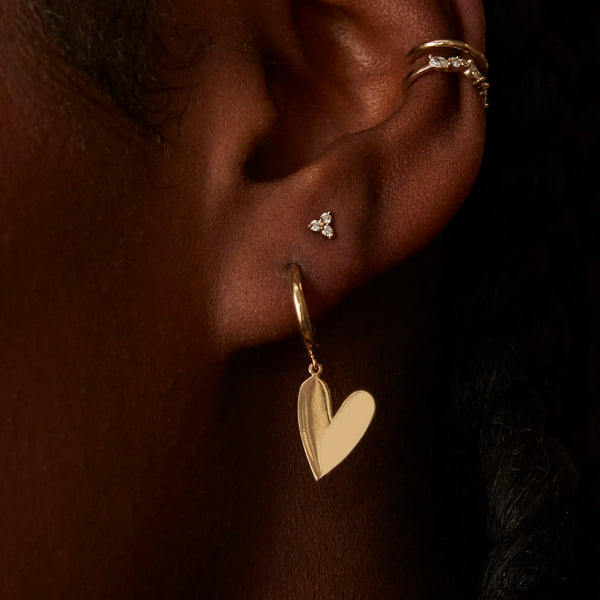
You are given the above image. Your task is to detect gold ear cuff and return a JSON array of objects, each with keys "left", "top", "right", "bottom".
[{"left": 404, "top": 39, "right": 490, "bottom": 108}]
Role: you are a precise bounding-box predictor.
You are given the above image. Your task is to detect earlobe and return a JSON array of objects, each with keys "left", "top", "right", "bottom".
[{"left": 210, "top": 0, "right": 486, "bottom": 353}]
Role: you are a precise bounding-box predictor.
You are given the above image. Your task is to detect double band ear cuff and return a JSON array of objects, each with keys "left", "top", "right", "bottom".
[
  {"left": 404, "top": 39, "right": 490, "bottom": 108},
  {"left": 290, "top": 263, "right": 375, "bottom": 480}
]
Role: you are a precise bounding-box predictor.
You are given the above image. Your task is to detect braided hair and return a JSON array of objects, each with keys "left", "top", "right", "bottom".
[{"left": 438, "top": 1, "right": 599, "bottom": 597}]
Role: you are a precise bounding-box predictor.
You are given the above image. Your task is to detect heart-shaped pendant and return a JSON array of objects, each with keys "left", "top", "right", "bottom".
[{"left": 298, "top": 373, "right": 375, "bottom": 480}]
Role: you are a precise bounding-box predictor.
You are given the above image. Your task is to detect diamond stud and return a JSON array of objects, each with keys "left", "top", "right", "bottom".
[
  {"left": 307, "top": 212, "right": 335, "bottom": 240},
  {"left": 425, "top": 54, "right": 489, "bottom": 108}
]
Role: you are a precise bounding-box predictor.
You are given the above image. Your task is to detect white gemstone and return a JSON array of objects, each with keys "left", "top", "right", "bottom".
[
  {"left": 450, "top": 57, "right": 462, "bottom": 68},
  {"left": 320, "top": 212, "right": 332, "bottom": 224},
  {"left": 309, "top": 220, "right": 322, "bottom": 232},
  {"left": 466, "top": 66, "right": 482, "bottom": 81},
  {"left": 429, "top": 56, "right": 447, "bottom": 68},
  {"left": 322, "top": 225, "right": 334, "bottom": 239}
]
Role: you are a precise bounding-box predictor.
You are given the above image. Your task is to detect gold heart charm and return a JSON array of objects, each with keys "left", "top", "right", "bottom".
[{"left": 298, "top": 373, "right": 375, "bottom": 480}]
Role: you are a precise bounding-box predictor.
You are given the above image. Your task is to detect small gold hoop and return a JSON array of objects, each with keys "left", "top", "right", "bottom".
[{"left": 290, "top": 264, "right": 317, "bottom": 358}]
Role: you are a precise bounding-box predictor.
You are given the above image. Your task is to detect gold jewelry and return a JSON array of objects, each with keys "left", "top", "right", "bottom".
[
  {"left": 290, "top": 264, "right": 375, "bottom": 480},
  {"left": 404, "top": 39, "right": 490, "bottom": 108},
  {"left": 307, "top": 212, "right": 335, "bottom": 240}
]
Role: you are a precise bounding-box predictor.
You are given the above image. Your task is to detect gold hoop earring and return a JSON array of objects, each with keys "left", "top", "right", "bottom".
[
  {"left": 404, "top": 39, "right": 490, "bottom": 108},
  {"left": 290, "top": 264, "right": 375, "bottom": 481}
]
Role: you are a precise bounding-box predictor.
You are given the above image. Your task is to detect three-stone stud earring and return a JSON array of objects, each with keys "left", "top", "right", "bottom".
[
  {"left": 290, "top": 263, "right": 375, "bottom": 480},
  {"left": 308, "top": 212, "right": 335, "bottom": 239}
]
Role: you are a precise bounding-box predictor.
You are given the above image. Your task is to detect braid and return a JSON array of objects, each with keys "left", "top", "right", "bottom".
[{"left": 439, "top": 0, "right": 598, "bottom": 596}]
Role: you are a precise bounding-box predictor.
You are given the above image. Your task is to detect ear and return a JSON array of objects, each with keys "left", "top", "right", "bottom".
[{"left": 194, "top": 0, "right": 486, "bottom": 352}]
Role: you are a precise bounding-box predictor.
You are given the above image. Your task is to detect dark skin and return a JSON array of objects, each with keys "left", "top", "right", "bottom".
[{"left": 0, "top": 0, "right": 485, "bottom": 597}]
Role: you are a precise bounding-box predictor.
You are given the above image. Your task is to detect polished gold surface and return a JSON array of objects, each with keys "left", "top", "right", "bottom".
[
  {"left": 290, "top": 263, "right": 376, "bottom": 480},
  {"left": 290, "top": 263, "right": 317, "bottom": 363},
  {"left": 298, "top": 374, "right": 375, "bottom": 481}
]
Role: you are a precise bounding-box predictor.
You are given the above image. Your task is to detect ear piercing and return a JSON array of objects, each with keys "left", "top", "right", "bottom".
[
  {"left": 308, "top": 212, "right": 335, "bottom": 240},
  {"left": 404, "top": 39, "right": 490, "bottom": 108}
]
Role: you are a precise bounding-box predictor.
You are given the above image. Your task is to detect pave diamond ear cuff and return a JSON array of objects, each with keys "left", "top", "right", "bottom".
[
  {"left": 308, "top": 212, "right": 335, "bottom": 240},
  {"left": 404, "top": 39, "right": 490, "bottom": 108}
]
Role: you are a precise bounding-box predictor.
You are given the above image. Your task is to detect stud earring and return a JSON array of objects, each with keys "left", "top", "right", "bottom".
[
  {"left": 290, "top": 263, "right": 375, "bottom": 480},
  {"left": 308, "top": 212, "right": 335, "bottom": 239}
]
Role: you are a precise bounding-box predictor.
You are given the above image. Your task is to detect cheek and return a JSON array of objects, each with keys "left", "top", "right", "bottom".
[{"left": 0, "top": 56, "right": 220, "bottom": 388}]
